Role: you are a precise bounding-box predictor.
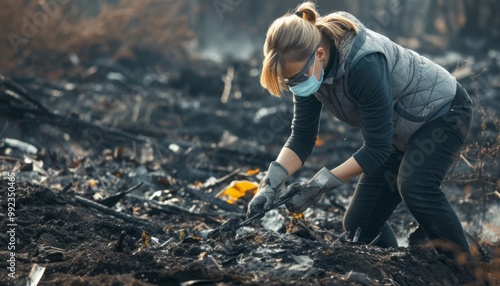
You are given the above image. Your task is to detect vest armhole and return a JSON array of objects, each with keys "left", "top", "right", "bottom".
[{"left": 344, "top": 51, "right": 387, "bottom": 102}]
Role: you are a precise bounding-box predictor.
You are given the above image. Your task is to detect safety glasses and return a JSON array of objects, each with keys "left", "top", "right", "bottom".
[{"left": 284, "top": 50, "right": 317, "bottom": 87}]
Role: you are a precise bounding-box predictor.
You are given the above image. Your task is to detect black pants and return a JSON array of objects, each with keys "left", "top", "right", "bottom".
[{"left": 343, "top": 84, "right": 473, "bottom": 259}]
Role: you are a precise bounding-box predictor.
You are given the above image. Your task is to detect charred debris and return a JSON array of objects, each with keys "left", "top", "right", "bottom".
[{"left": 0, "top": 51, "right": 499, "bottom": 285}]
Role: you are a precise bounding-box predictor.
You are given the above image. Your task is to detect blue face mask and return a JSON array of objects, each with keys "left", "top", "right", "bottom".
[{"left": 289, "top": 53, "right": 324, "bottom": 97}]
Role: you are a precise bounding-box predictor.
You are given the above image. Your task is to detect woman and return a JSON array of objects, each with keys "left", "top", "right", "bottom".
[{"left": 246, "top": 2, "right": 472, "bottom": 260}]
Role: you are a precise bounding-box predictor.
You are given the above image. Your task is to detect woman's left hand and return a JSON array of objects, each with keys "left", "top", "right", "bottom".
[{"left": 285, "top": 167, "right": 345, "bottom": 213}]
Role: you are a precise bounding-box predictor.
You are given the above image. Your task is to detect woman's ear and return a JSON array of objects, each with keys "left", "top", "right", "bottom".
[{"left": 317, "top": 47, "right": 327, "bottom": 62}]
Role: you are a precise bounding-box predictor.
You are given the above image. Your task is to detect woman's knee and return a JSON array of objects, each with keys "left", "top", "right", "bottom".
[
  {"left": 342, "top": 210, "right": 376, "bottom": 237},
  {"left": 342, "top": 208, "right": 367, "bottom": 233},
  {"left": 342, "top": 210, "right": 360, "bottom": 232}
]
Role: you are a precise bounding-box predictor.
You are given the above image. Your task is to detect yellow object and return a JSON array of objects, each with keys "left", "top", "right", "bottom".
[
  {"left": 142, "top": 231, "right": 150, "bottom": 247},
  {"left": 217, "top": 180, "right": 259, "bottom": 204},
  {"left": 178, "top": 229, "right": 186, "bottom": 241},
  {"left": 293, "top": 212, "right": 305, "bottom": 220},
  {"left": 88, "top": 179, "right": 98, "bottom": 187},
  {"left": 246, "top": 168, "right": 261, "bottom": 175}
]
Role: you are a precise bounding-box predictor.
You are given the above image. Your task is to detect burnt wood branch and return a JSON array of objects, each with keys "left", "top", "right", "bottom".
[
  {"left": 0, "top": 75, "right": 55, "bottom": 117},
  {"left": 203, "top": 168, "right": 241, "bottom": 191},
  {"left": 74, "top": 194, "right": 158, "bottom": 229},
  {"left": 126, "top": 193, "right": 243, "bottom": 219},
  {"left": 0, "top": 75, "right": 150, "bottom": 144},
  {"left": 98, "top": 182, "right": 144, "bottom": 207}
]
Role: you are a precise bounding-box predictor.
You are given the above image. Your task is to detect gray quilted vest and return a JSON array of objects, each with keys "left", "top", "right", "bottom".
[{"left": 315, "top": 12, "right": 457, "bottom": 151}]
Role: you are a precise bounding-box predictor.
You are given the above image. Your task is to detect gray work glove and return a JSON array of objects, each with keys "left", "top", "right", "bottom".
[
  {"left": 285, "top": 167, "right": 345, "bottom": 213},
  {"left": 246, "top": 161, "right": 288, "bottom": 218}
]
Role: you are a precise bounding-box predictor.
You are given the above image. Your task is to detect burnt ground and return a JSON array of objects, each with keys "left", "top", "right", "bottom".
[
  {"left": 0, "top": 181, "right": 496, "bottom": 286},
  {"left": 0, "top": 52, "right": 499, "bottom": 285}
]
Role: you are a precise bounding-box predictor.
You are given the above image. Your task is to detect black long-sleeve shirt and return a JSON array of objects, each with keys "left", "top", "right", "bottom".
[{"left": 284, "top": 52, "right": 394, "bottom": 174}]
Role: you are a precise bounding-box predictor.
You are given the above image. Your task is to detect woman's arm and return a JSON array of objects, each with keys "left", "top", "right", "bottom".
[
  {"left": 330, "top": 156, "right": 364, "bottom": 181},
  {"left": 282, "top": 93, "right": 323, "bottom": 175},
  {"left": 276, "top": 147, "right": 303, "bottom": 176},
  {"left": 349, "top": 52, "right": 394, "bottom": 175}
]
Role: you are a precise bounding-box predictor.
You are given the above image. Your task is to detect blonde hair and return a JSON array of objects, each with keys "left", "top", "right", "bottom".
[{"left": 261, "top": 1, "right": 359, "bottom": 97}]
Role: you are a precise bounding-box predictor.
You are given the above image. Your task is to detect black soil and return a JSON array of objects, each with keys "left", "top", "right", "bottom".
[{"left": 0, "top": 180, "right": 497, "bottom": 285}]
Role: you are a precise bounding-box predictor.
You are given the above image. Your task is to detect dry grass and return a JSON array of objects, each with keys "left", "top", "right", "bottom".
[
  {"left": 449, "top": 105, "right": 499, "bottom": 201},
  {"left": 0, "top": 0, "right": 193, "bottom": 77}
]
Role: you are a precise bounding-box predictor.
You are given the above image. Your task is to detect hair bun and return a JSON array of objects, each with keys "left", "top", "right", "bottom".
[
  {"left": 293, "top": 2, "right": 318, "bottom": 25},
  {"left": 294, "top": 11, "right": 303, "bottom": 18}
]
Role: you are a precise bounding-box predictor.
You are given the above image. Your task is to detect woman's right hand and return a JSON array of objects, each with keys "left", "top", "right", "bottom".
[{"left": 246, "top": 161, "right": 289, "bottom": 218}]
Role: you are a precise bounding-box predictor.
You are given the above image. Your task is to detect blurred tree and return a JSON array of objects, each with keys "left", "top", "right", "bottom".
[
  {"left": 460, "top": 0, "right": 500, "bottom": 49},
  {"left": 0, "top": 0, "right": 194, "bottom": 77},
  {"left": 190, "top": 0, "right": 499, "bottom": 59}
]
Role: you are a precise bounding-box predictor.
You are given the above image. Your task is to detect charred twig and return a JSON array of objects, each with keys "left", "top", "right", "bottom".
[
  {"left": 204, "top": 168, "right": 241, "bottom": 191},
  {"left": 352, "top": 227, "right": 361, "bottom": 243},
  {"left": 126, "top": 194, "right": 244, "bottom": 219},
  {"left": 367, "top": 231, "right": 383, "bottom": 247},
  {"left": 98, "top": 182, "right": 144, "bottom": 207},
  {"left": 333, "top": 227, "right": 382, "bottom": 247},
  {"left": 61, "top": 183, "right": 73, "bottom": 193},
  {"left": 220, "top": 66, "right": 234, "bottom": 104},
  {"left": 294, "top": 219, "right": 324, "bottom": 241},
  {"left": 74, "top": 194, "right": 157, "bottom": 228},
  {"left": 0, "top": 156, "right": 24, "bottom": 162},
  {"left": 0, "top": 75, "right": 150, "bottom": 144},
  {"left": 241, "top": 191, "right": 298, "bottom": 227},
  {"left": 333, "top": 231, "right": 350, "bottom": 246},
  {"left": 126, "top": 193, "right": 198, "bottom": 215},
  {"left": 209, "top": 190, "right": 299, "bottom": 243},
  {"left": 0, "top": 75, "right": 55, "bottom": 117}
]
